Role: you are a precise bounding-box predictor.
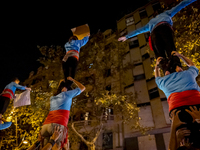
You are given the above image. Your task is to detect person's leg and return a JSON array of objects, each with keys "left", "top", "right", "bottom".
[
  {"left": 62, "top": 60, "right": 69, "bottom": 84},
  {"left": 40, "top": 124, "right": 51, "bottom": 148},
  {"left": 151, "top": 26, "right": 168, "bottom": 59},
  {"left": 160, "top": 25, "right": 176, "bottom": 59},
  {"left": 151, "top": 26, "right": 170, "bottom": 74},
  {"left": 0, "top": 96, "right": 10, "bottom": 117},
  {"left": 65, "top": 57, "right": 78, "bottom": 89},
  {"left": 168, "top": 55, "right": 182, "bottom": 73}
]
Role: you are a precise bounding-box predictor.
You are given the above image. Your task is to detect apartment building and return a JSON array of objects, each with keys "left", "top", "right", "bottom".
[{"left": 94, "top": 1, "right": 172, "bottom": 150}]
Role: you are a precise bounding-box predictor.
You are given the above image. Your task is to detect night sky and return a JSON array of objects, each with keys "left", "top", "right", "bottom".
[{"left": 0, "top": 1, "right": 150, "bottom": 91}]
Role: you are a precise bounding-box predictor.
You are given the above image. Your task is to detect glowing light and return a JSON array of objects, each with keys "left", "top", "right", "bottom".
[{"left": 23, "top": 140, "right": 28, "bottom": 144}]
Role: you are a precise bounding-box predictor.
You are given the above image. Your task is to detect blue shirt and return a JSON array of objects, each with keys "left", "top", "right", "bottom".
[
  {"left": 50, "top": 88, "right": 81, "bottom": 111},
  {"left": 4, "top": 82, "right": 26, "bottom": 94},
  {"left": 156, "top": 66, "right": 200, "bottom": 98},
  {"left": 0, "top": 122, "right": 12, "bottom": 130},
  {"left": 126, "top": 0, "right": 196, "bottom": 39},
  {"left": 64, "top": 36, "right": 89, "bottom": 53}
]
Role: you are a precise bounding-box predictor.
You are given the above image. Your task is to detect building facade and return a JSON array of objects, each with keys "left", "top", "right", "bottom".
[{"left": 94, "top": 1, "right": 172, "bottom": 150}]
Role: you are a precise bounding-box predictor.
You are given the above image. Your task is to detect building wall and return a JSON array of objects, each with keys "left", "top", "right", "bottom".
[{"left": 100, "top": 1, "right": 171, "bottom": 150}]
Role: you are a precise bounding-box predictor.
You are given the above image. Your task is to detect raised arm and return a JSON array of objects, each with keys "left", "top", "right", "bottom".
[
  {"left": 13, "top": 82, "right": 31, "bottom": 91},
  {"left": 155, "top": 57, "right": 163, "bottom": 78},
  {"left": 118, "top": 24, "right": 149, "bottom": 42},
  {"left": 67, "top": 77, "right": 85, "bottom": 92},
  {"left": 171, "top": 51, "right": 195, "bottom": 67},
  {"left": 78, "top": 35, "right": 90, "bottom": 47},
  {"left": 166, "top": 0, "right": 197, "bottom": 17}
]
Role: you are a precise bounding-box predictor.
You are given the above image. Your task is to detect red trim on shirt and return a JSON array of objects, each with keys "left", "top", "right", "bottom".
[
  {"left": 148, "top": 36, "right": 154, "bottom": 51},
  {"left": 168, "top": 90, "right": 200, "bottom": 112},
  {"left": 67, "top": 50, "right": 79, "bottom": 60},
  {"left": 43, "top": 110, "right": 70, "bottom": 127},
  {"left": 1, "top": 89, "right": 14, "bottom": 99}
]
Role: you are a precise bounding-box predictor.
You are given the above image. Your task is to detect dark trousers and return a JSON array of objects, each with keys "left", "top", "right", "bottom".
[
  {"left": 150, "top": 23, "right": 180, "bottom": 73},
  {"left": 62, "top": 56, "right": 78, "bottom": 89},
  {"left": 0, "top": 96, "right": 10, "bottom": 115},
  {"left": 170, "top": 105, "right": 200, "bottom": 148}
]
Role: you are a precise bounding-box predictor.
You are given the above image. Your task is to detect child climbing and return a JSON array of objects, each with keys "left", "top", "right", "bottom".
[
  {"left": 40, "top": 77, "right": 85, "bottom": 149},
  {"left": 62, "top": 33, "right": 90, "bottom": 90},
  {"left": 118, "top": 0, "right": 196, "bottom": 74},
  {"left": 155, "top": 51, "right": 200, "bottom": 148},
  {"left": 0, "top": 77, "right": 31, "bottom": 130}
]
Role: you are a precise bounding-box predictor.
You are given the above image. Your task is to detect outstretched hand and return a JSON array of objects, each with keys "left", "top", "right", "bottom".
[
  {"left": 38, "top": 132, "right": 44, "bottom": 142},
  {"left": 156, "top": 57, "right": 163, "bottom": 66},
  {"left": 51, "top": 126, "right": 62, "bottom": 142},
  {"left": 171, "top": 51, "right": 181, "bottom": 57},
  {"left": 118, "top": 36, "right": 127, "bottom": 42},
  {"left": 67, "top": 76, "right": 74, "bottom": 81},
  {"left": 176, "top": 128, "right": 191, "bottom": 142},
  {"left": 25, "top": 87, "right": 31, "bottom": 91},
  {"left": 185, "top": 106, "right": 200, "bottom": 122},
  {"left": 171, "top": 109, "right": 186, "bottom": 129}
]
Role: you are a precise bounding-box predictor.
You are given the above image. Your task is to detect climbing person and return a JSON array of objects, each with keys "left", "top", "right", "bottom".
[
  {"left": 118, "top": 0, "right": 196, "bottom": 74},
  {"left": 0, "top": 77, "right": 31, "bottom": 130},
  {"left": 40, "top": 77, "right": 85, "bottom": 149},
  {"left": 62, "top": 33, "right": 90, "bottom": 89},
  {"left": 155, "top": 51, "right": 200, "bottom": 148}
]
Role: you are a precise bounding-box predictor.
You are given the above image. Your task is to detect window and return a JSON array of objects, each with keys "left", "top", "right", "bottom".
[
  {"left": 120, "top": 28, "right": 127, "bottom": 36},
  {"left": 149, "top": 87, "right": 159, "bottom": 99},
  {"left": 144, "top": 32, "right": 150, "bottom": 42},
  {"left": 126, "top": 16, "right": 135, "bottom": 26},
  {"left": 105, "top": 33, "right": 111, "bottom": 39},
  {"left": 139, "top": 9, "right": 148, "bottom": 19},
  {"left": 106, "top": 85, "right": 111, "bottom": 92},
  {"left": 103, "top": 132, "right": 113, "bottom": 149},
  {"left": 142, "top": 53, "right": 150, "bottom": 61},
  {"left": 152, "top": 2, "right": 161, "bottom": 12},
  {"left": 129, "top": 36, "right": 139, "bottom": 49},
  {"left": 125, "top": 137, "right": 139, "bottom": 150},
  {"left": 138, "top": 106, "right": 154, "bottom": 127},
  {"left": 104, "top": 69, "right": 111, "bottom": 77},
  {"left": 134, "top": 74, "right": 145, "bottom": 81}
]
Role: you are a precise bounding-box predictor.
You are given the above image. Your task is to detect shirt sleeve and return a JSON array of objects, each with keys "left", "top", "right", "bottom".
[
  {"left": 0, "top": 122, "right": 12, "bottom": 130},
  {"left": 165, "top": 0, "right": 196, "bottom": 17},
  {"left": 125, "top": 24, "right": 149, "bottom": 39},
  {"left": 65, "top": 88, "right": 82, "bottom": 98},
  {"left": 187, "top": 66, "right": 199, "bottom": 77},
  {"left": 13, "top": 83, "right": 26, "bottom": 90},
  {"left": 77, "top": 36, "right": 89, "bottom": 47}
]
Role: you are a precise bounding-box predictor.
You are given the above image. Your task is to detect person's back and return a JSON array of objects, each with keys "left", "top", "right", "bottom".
[
  {"left": 40, "top": 77, "right": 85, "bottom": 149},
  {"left": 64, "top": 36, "right": 89, "bottom": 53},
  {"left": 156, "top": 66, "right": 200, "bottom": 98}
]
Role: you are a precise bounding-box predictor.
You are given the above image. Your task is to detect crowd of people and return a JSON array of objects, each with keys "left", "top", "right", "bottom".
[{"left": 0, "top": 0, "right": 199, "bottom": 149}]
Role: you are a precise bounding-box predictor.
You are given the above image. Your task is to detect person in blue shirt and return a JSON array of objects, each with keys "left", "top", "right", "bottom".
[
  {"left": 41, "top": 77, "right": 85, "bottom": 149},
  {"left": 0, "top": 77, "right": 31, "bottom": 130},
  {"left": 118, "top": 0, "right": 196, "bottom": 74},
  {"left": 155, "top": 51, "right": 200, "bottom": 148},
  {"left": 62, "top": 34, "right": 90, "bottom": 89}
]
